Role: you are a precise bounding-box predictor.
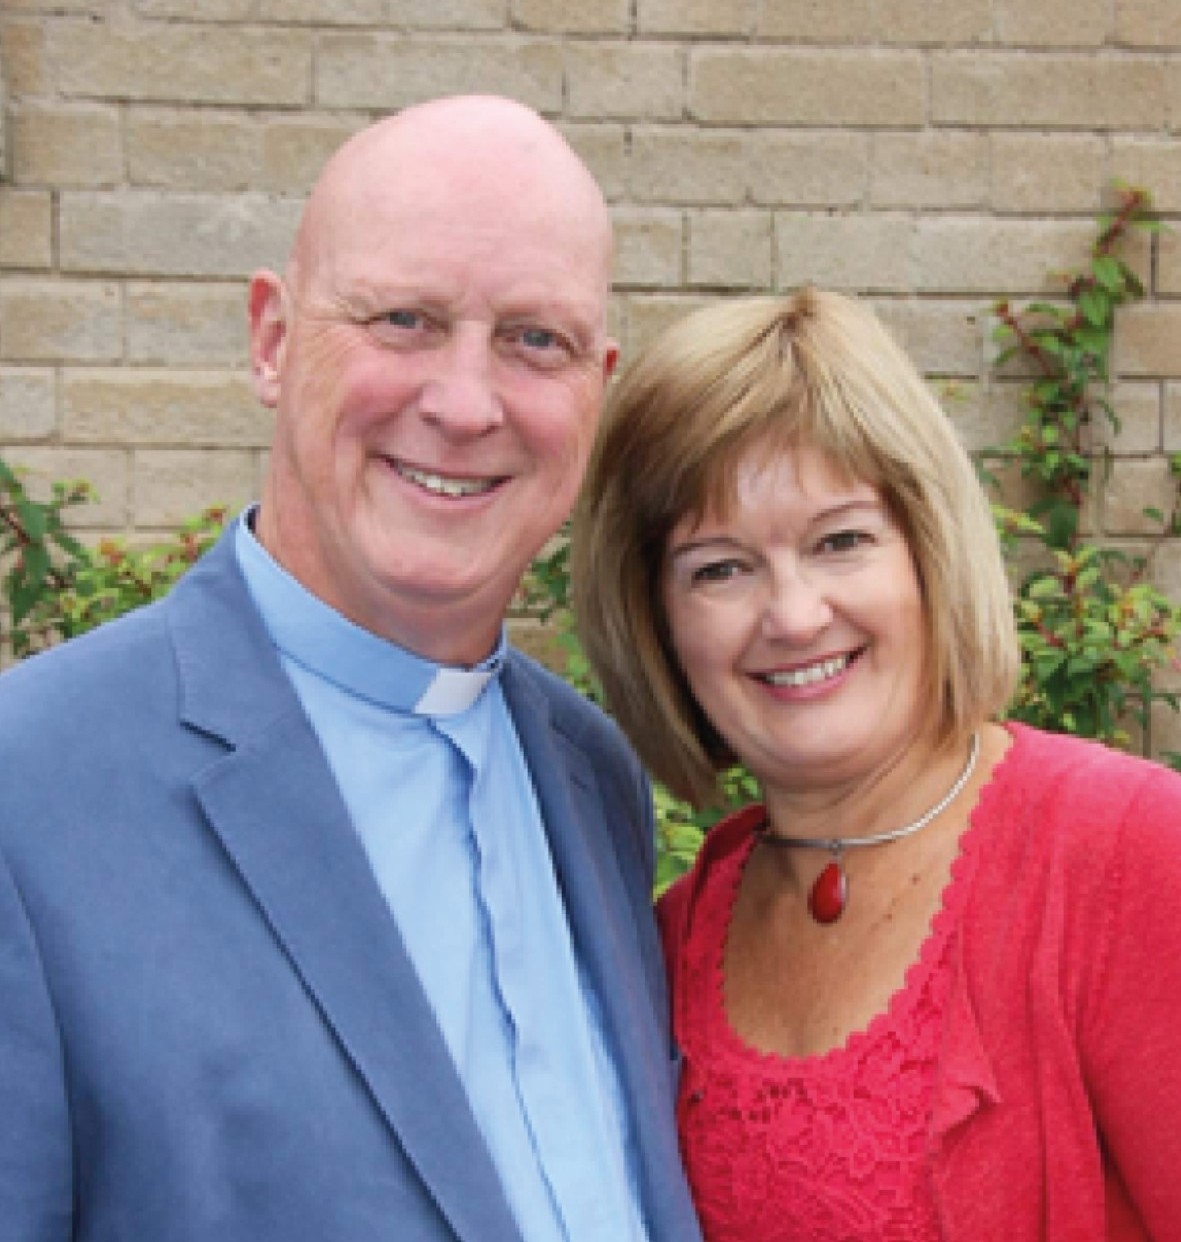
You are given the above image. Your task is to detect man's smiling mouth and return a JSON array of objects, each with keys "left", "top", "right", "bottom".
[{"left": 394, "top": 461, "right": 501, "bottom": 498}]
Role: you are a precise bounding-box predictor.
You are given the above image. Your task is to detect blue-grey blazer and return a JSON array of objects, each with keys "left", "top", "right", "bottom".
[{"left": 0, "top": 531, "right": 701, "bottom": 1242}]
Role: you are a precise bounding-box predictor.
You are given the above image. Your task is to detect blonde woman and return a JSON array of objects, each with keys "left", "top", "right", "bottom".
[{"left": 573, "top": 287, "right": 1181, "bottom": 1240}]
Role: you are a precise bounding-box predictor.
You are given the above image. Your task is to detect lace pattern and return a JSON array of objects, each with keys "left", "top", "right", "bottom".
[{"left": 677, "top": 826, "right": 977, "bottom": 1242}]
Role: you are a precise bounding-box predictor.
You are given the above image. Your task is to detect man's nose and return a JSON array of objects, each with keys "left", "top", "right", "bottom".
[{"left": 417, "top": 330, "right": 504, "bottom": 438}]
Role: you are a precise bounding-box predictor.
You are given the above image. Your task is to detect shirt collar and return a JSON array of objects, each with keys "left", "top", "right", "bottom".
[{"left": 233, "top": 508, "right": 503, "bottom": 717}]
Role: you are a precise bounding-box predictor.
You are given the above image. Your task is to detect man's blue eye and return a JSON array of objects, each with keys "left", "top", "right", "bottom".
[
  {"left": 520, "top": 327, "right": 559, "bottom": 349},
  {"left": 382, "top": 309, "right": 421, "bottom": 329}
]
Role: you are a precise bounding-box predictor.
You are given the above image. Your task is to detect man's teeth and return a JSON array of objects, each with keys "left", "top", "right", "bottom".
[
  {"left": 764, "top": 654, "right": 850, "bottom": 688},
  {"left": 397, "top": 463, "right": 496, "bottom": 498}
]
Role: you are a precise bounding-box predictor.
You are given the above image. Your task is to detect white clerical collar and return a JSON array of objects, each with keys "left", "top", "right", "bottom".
[{"left": 233, "top": 508, "right": 503, "bottom": 717}]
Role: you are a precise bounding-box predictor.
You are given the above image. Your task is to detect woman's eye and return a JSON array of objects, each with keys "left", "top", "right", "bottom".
[
  {"left": 690, "top": 559, "right": 745, "bottom": 585},
  {"left": 817, "top": 530, "right": 869, "bottom": 554}
]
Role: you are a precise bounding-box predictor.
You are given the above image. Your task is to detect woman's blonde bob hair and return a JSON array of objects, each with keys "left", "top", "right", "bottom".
[{"left": 572, "top": 287, "right": 1018, "bottom": 808}]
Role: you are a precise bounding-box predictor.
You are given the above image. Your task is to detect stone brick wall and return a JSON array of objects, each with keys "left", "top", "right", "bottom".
[{"left": 1, "top": 0, "right": 1180, "bottom": 742}]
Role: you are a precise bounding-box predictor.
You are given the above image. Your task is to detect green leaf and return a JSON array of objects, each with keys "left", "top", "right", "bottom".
[
  {"left": 1092, "top": 255, "right": 1124, "bottom": 292},
  {"left": 15, "top": 501, "right": 48, "bottom": 540},
  {"left": 1078, "top": 287, "right": 1109, "bottom": 326}
]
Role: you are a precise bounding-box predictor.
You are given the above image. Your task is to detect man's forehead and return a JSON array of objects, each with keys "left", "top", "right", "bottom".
[{"left": 290, "top": 104, "right": 612, "bottom": 297}]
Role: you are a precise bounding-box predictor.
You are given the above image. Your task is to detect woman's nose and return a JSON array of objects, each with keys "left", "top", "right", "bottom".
[{"left": 759, "top": 566, "right": 833, "bottom": 641}]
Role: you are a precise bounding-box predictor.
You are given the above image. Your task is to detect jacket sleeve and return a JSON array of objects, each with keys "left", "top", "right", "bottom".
[
  {"left": 0, "top": 848, "right": 73, "bottom": 1241},
  {"left": 1080, "top": 764, "right": 1181, "bottom": 1235}
]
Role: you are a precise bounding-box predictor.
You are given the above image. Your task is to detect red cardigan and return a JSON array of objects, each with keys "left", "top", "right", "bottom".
[{"left": 658, "top": 724, "right": 1181, "bottom": 1240}]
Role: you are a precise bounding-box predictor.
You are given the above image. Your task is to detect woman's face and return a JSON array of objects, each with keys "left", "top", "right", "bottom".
[{"left": 662, "top": 444, "right": 929, "bottom": 798}]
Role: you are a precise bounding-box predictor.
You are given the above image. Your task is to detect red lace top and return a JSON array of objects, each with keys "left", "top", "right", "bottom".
[{"left": 665, "top": 804, "right": 975, "bottom": 1242}]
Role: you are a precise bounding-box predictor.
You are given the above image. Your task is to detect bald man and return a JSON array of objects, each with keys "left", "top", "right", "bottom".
[{"left": 0, "top": 96, "right": 702, "bottom": 1242}]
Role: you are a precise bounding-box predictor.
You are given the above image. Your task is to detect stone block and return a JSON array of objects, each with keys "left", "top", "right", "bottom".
[
  {"left": 513, "top": 0, "right": 628, "bottom": 33},
  {"left": 756, "top": 0, "right": 875, "bottom": 40},
  {"left": 1162, "top": 228, "right": 1181, "bottom": 295},
  {"left": 932, "top": 378, "right": 1026, "bottom": 454},
  {"left": 1093, "top": 382, "right": 1162, "bottom": 454},
  {"left": 566, "top": 44, "right": 685, "bottom": 120},
  {"left": 1116, "top": 0, "right": 1181, "bottom": 45},
  {"left": 1163, "top": 383, "right": 1181, "bottom": 451},
  {"left": 627, "top": 128, "right": 749, "bottom": 205},
  {"left": 134, "top": 0, "right": 256, "bottom": 17},
  {"left": 1, "top": 0, "right": 102, "bottom": 12},
  {"left": 558, "top": 124, "right": 629, "bottom": 201},
  {"left": 611, "top": 208, "right": 683, "bottom": 288},
  {"left": 1152, "top": 536, "right": 1181, "bottom": 601},
  {"left": 1103, "top": 456, "right": 1179, "bottom": 535},
  {"left": 54, "top": 23, "right": 313, "bottom": 106},
  {"left": 132, "top": 448, "right": 257, "bottom": 527},
  {"left": 316, "top": 35, "right": 563, "bottom": 112},
  {"left": 914, "top": 218, "right": 1098, "bottom": 294},
  {"left": 760, "top": 0, "right": 990, "bottom": 43},
  {"left": 746, "top": 130, "right": 869, "bottom": 208},
  {"left": 691, "top": 49, "right": 924, "bottom": 125},
  {"left": 1111, "top": 139, "right": 1181, "bottom": 214},
  {"left": 126, "top": 282, "right": 250, "bottom": 365},
  {"left": 619, "top": 292, "right": 719, "bottom": 360},
  {"left": 387, "top": 0, "right": 507, "bottom": 26},
  {"left": 0, "top": 190, "right": 53, "bottom": 269},
  {"left": 873, "top": 297, "right": 991, "bottom": 378},
  {"left": 1150, "top": 700, "right": 1181, "bottom": 767},
  {"left": 932, "top": 52, "right": 1171, "bottom": 129},
  {"left": 0, "top": 367, "right": 56, "bottom": 440},
  {"left": 258, "top": 0, "right": 387, "bottom": 20},
  {"left": 60, "top": 191, "right": 302, "bottom": 278},
  {"left": 260, "top": 116, "right": 366, "bottom": 193},
  {"left": 639, "top": 0, "right": 754, "bottom": 36},
  {"left": 985, "top": 453, "right": 1060, "bottom": 523},
  {"left": 10, "top": 104, "right": 122, "bottom": 188},
  {"left": 1115, "top": 304, "right": 1181, "bottom": 378},
  {"left": 990, "top": 134, "right": 1107, "bottom": 214},
  {"left": 0, "top": 20, "right": 52, "bottom": 97},
  {"left": 0, "top": 278, "right": 121, "bottom": 363},
  {"left": 687, "top": 210, "right": 773, "bottom": 290},
  {"left": 129, "top": 109, "right": 357, "bottom": 197},
  {"left": 63, "top": 369, "right": 271, "bottom": 448},
  {"left": 775, "top": 213, "right": 914, "bottom": 293},
  {"left": 127, "top": 110, "right": 262, "bottom": 192},
  {"left": 994, "top": 0, "right": 1111, "bottom": 45},
  {"left": 3, "top": 446, "right": 129, "bottom": 528},
  {"left": 871, "top": 131, "right": 989, "bottom": 210}
]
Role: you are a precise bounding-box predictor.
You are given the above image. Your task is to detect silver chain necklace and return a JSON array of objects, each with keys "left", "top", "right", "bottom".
[{"left": 755, "top": 732, "right": 981, "bottom": 925}]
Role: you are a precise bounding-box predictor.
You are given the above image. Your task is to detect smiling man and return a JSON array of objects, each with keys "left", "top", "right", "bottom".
[{"left": 0, "top": 96, "right": 701, "bottom": 1242}]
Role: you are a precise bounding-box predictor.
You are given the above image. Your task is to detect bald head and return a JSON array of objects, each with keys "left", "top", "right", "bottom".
[
  {"left": 247, "top": 93, "right": 619, "bottom": 660},
  {"left": 288, "top": 95, "right": 613, "bottom": 305}
]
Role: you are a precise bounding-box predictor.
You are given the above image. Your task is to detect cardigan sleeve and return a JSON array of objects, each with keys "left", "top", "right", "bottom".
[{"left": 1079, "top": 762, "right": 1181, "bottom": 1236}]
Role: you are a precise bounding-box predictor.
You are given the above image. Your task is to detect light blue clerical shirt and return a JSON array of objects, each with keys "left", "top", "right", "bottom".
[{"left": 234, "top": 513, "right": 648, "bottom": 1242}]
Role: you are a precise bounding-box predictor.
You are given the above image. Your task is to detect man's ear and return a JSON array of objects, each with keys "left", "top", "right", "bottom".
[{"left": 247, "top": 270, "right": 289, "bottom": 409}]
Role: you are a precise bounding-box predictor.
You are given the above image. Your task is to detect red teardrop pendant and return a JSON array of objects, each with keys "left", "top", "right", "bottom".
[{"left": 809, "top": 860, "right": 848, "bottom": 924}]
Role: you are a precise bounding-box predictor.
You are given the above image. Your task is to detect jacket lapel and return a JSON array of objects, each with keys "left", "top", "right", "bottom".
[
  {"left": 502, "top": 658, "right": 683, "bottom": 1231},
  {"left": 167, "top": 536, "right": 521, "bottom": 1242}
]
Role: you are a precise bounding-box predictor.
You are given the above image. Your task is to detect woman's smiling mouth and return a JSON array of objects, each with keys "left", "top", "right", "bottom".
[{"left": 758, "top": 651, "right": 856, "bottom": 689}]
